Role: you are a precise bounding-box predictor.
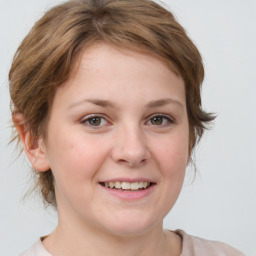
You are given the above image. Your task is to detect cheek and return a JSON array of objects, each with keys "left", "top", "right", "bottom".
[
  {"left": 149, "top": 133, "right": 189, "bottom": 218},
  {"left": 154, "top": 133, "right": 189, "bottom": 176},
  {"left": 46, "top": 129, "right": 109, "bottom": 185},
  {"left": 45, "top": 132, "right": 110, "bottom": 208}
]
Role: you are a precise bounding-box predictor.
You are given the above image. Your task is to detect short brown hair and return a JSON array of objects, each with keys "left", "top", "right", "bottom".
[{"left": 9, "top": 0, "right": 215, "bottom": 206}]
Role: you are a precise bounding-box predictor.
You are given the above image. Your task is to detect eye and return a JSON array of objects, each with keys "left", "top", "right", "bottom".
[
  {"left": 147, "top": 114, "right": 174, "bottom": 126},
  {"left": 81, "top": 115, "right": 108, "bottom": 128}
]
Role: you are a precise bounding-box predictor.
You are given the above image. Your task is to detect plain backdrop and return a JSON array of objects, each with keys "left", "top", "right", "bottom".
[{"left": 0, "top": 0, "right": 255, "bottom": 255}]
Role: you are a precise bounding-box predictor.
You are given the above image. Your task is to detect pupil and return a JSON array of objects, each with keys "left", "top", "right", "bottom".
[
  {"left": 89, "top": 117, "right": 101, "bottom": 126},
  {"left": 152, "top": 116, "right": 163, "bottom": 125}
]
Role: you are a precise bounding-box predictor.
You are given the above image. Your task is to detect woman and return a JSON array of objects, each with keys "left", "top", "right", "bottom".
[{"left": 9, "top": 0, "right": 245, "bottom": 255}]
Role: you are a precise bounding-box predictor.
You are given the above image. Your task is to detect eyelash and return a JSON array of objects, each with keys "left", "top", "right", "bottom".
[
  {"left": 80, "top": 114, "right": 109, "bottom": 128},
  {"left": 146, "top": 114, "right": 174, "bottom": 127},
  {"left": 80, "top": 114, "right": 174, "bottom": 129}
]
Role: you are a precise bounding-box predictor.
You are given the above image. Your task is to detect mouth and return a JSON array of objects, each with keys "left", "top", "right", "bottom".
[{"left": 99, "top": 181, "right": 154, "bottom": 191}]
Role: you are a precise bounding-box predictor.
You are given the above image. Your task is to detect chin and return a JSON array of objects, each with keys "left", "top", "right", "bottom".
[{"left": 99, "top": 211, "right": 160, "bottom": 237}]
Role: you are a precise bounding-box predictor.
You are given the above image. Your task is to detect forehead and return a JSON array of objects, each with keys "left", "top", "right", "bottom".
[
  {"left": 77, "top": 42, "right": 180, "bottom": 75},
  {"left": 54, "top": 43, "right": 186, "bottom": 110}
]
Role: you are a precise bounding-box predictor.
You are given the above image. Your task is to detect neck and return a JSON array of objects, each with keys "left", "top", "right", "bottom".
[{"left": 43, "top": 217, "right": 181, "bottom": 256}]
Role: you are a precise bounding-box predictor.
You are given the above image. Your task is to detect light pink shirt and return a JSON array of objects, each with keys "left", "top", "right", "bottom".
[{"left": 20, "top": 230, "right": 245, "bottom": 256}]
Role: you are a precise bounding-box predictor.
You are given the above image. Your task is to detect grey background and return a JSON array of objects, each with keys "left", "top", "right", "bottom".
[{"left": 0, "top": 0, "right": 255, "bottom": 255}]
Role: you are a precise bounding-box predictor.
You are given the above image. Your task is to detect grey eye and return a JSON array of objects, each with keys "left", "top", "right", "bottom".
[
  {"left": 148, "top": 115, "right": 172, "bottom": 126},
  {"left": 150, "top": 116, "right": 164, "bottom": 125},
  {"left": 88, "top": 117, "right": 103, "bottom": 126},
  {"left": 82, "top": 116, "right": 108, "bottom": 128}
]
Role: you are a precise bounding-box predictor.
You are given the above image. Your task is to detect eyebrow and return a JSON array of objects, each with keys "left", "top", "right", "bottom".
[
  {"left": 68, "top": 98, "right": 117, "bottom": 109},
  {"left": 68, "top": 98, "right": 184, "bottom": 110},
  {"left": 146, "top": 98, "right": 184, "bottom": 109}
]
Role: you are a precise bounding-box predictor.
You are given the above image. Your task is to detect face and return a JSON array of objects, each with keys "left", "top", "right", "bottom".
[{"left": 40, "top": 44, "right": 189, "bottom": 236}]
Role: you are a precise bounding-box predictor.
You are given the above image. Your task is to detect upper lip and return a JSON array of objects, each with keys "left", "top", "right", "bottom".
[{"left": 99, "top": 178, "right": 156, "bottom": 183}]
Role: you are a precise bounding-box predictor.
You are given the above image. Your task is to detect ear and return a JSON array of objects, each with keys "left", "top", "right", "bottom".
[
  {"left": 187, "top": 131, "right": 195, "bottom": 165},
  {"left": 186, "top": 153, "right": 192, "bottom": 167},
  {"left": 184, "top": 143, "right": 192, "bottom": 166},
  {"left": 13, "top": 113, "right": 50, "bottom": 172}
]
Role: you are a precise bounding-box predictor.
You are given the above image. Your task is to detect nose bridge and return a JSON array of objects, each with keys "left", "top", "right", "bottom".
[{"left": 111, "top": 121, "right": 150, "bottom": 167}]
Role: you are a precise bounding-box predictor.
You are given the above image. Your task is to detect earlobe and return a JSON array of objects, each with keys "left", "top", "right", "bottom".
[
  {"left": 13, "top": 113, "right": 50, "bottom": 172},
  {"left": 186, "top": 146, "right": 192, "bottom": 166}
]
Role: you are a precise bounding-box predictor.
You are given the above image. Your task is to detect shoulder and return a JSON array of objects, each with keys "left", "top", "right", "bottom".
[
  {"left": 174, "top": 230, "right": 245, "bottom": 256},
  {"left": 19, "top": 239, "right": 52, "bottom": 256}
]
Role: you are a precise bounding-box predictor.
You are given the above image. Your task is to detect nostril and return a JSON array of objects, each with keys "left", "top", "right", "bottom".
[
  {"left": 111, "top": 139, "right": 151, "bottom": 167},
  {"left": 128, "top": 158, "right": 146, "bottom": 167},
  {"left": 117, "top": 159, "right": 130, "bottom": 165}
]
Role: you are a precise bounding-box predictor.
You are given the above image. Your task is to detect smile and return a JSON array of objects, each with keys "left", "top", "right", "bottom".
[{"left": 99, "top": 181, "right": 153, "bottom": 191}]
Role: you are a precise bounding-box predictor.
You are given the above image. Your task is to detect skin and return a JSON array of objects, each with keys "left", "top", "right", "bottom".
[{"left": 15, "top": 43, "right": 190, "bottom": 256}]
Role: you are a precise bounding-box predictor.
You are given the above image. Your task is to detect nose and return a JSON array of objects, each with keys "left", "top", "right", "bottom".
[{"left": 111, "top": 125, "right": 151, "bottom": 167}]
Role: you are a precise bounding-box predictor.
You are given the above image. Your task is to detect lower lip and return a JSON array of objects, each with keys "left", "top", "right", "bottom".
[{"left": 100, "top": 184, "right": 155, "bottom": 200}]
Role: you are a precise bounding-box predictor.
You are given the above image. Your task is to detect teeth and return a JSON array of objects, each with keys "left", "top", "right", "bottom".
[
  {"left": 109, "top": 182, "right": 115, "bottom": 188},
  {"left": 115, "top": 181, "right": 121, "bottom": 189},
  {"left": 102, "top": 181, "right": 151, "bottom": 190},
  {"left": 121, "top": 182, "right": 130, "bottom": 189},
  {"left": 143, "top": 182, "right": 148, "bottom": 189},
  {"left": 130, "top": 182, "right": 139, "bottom": 190}
]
